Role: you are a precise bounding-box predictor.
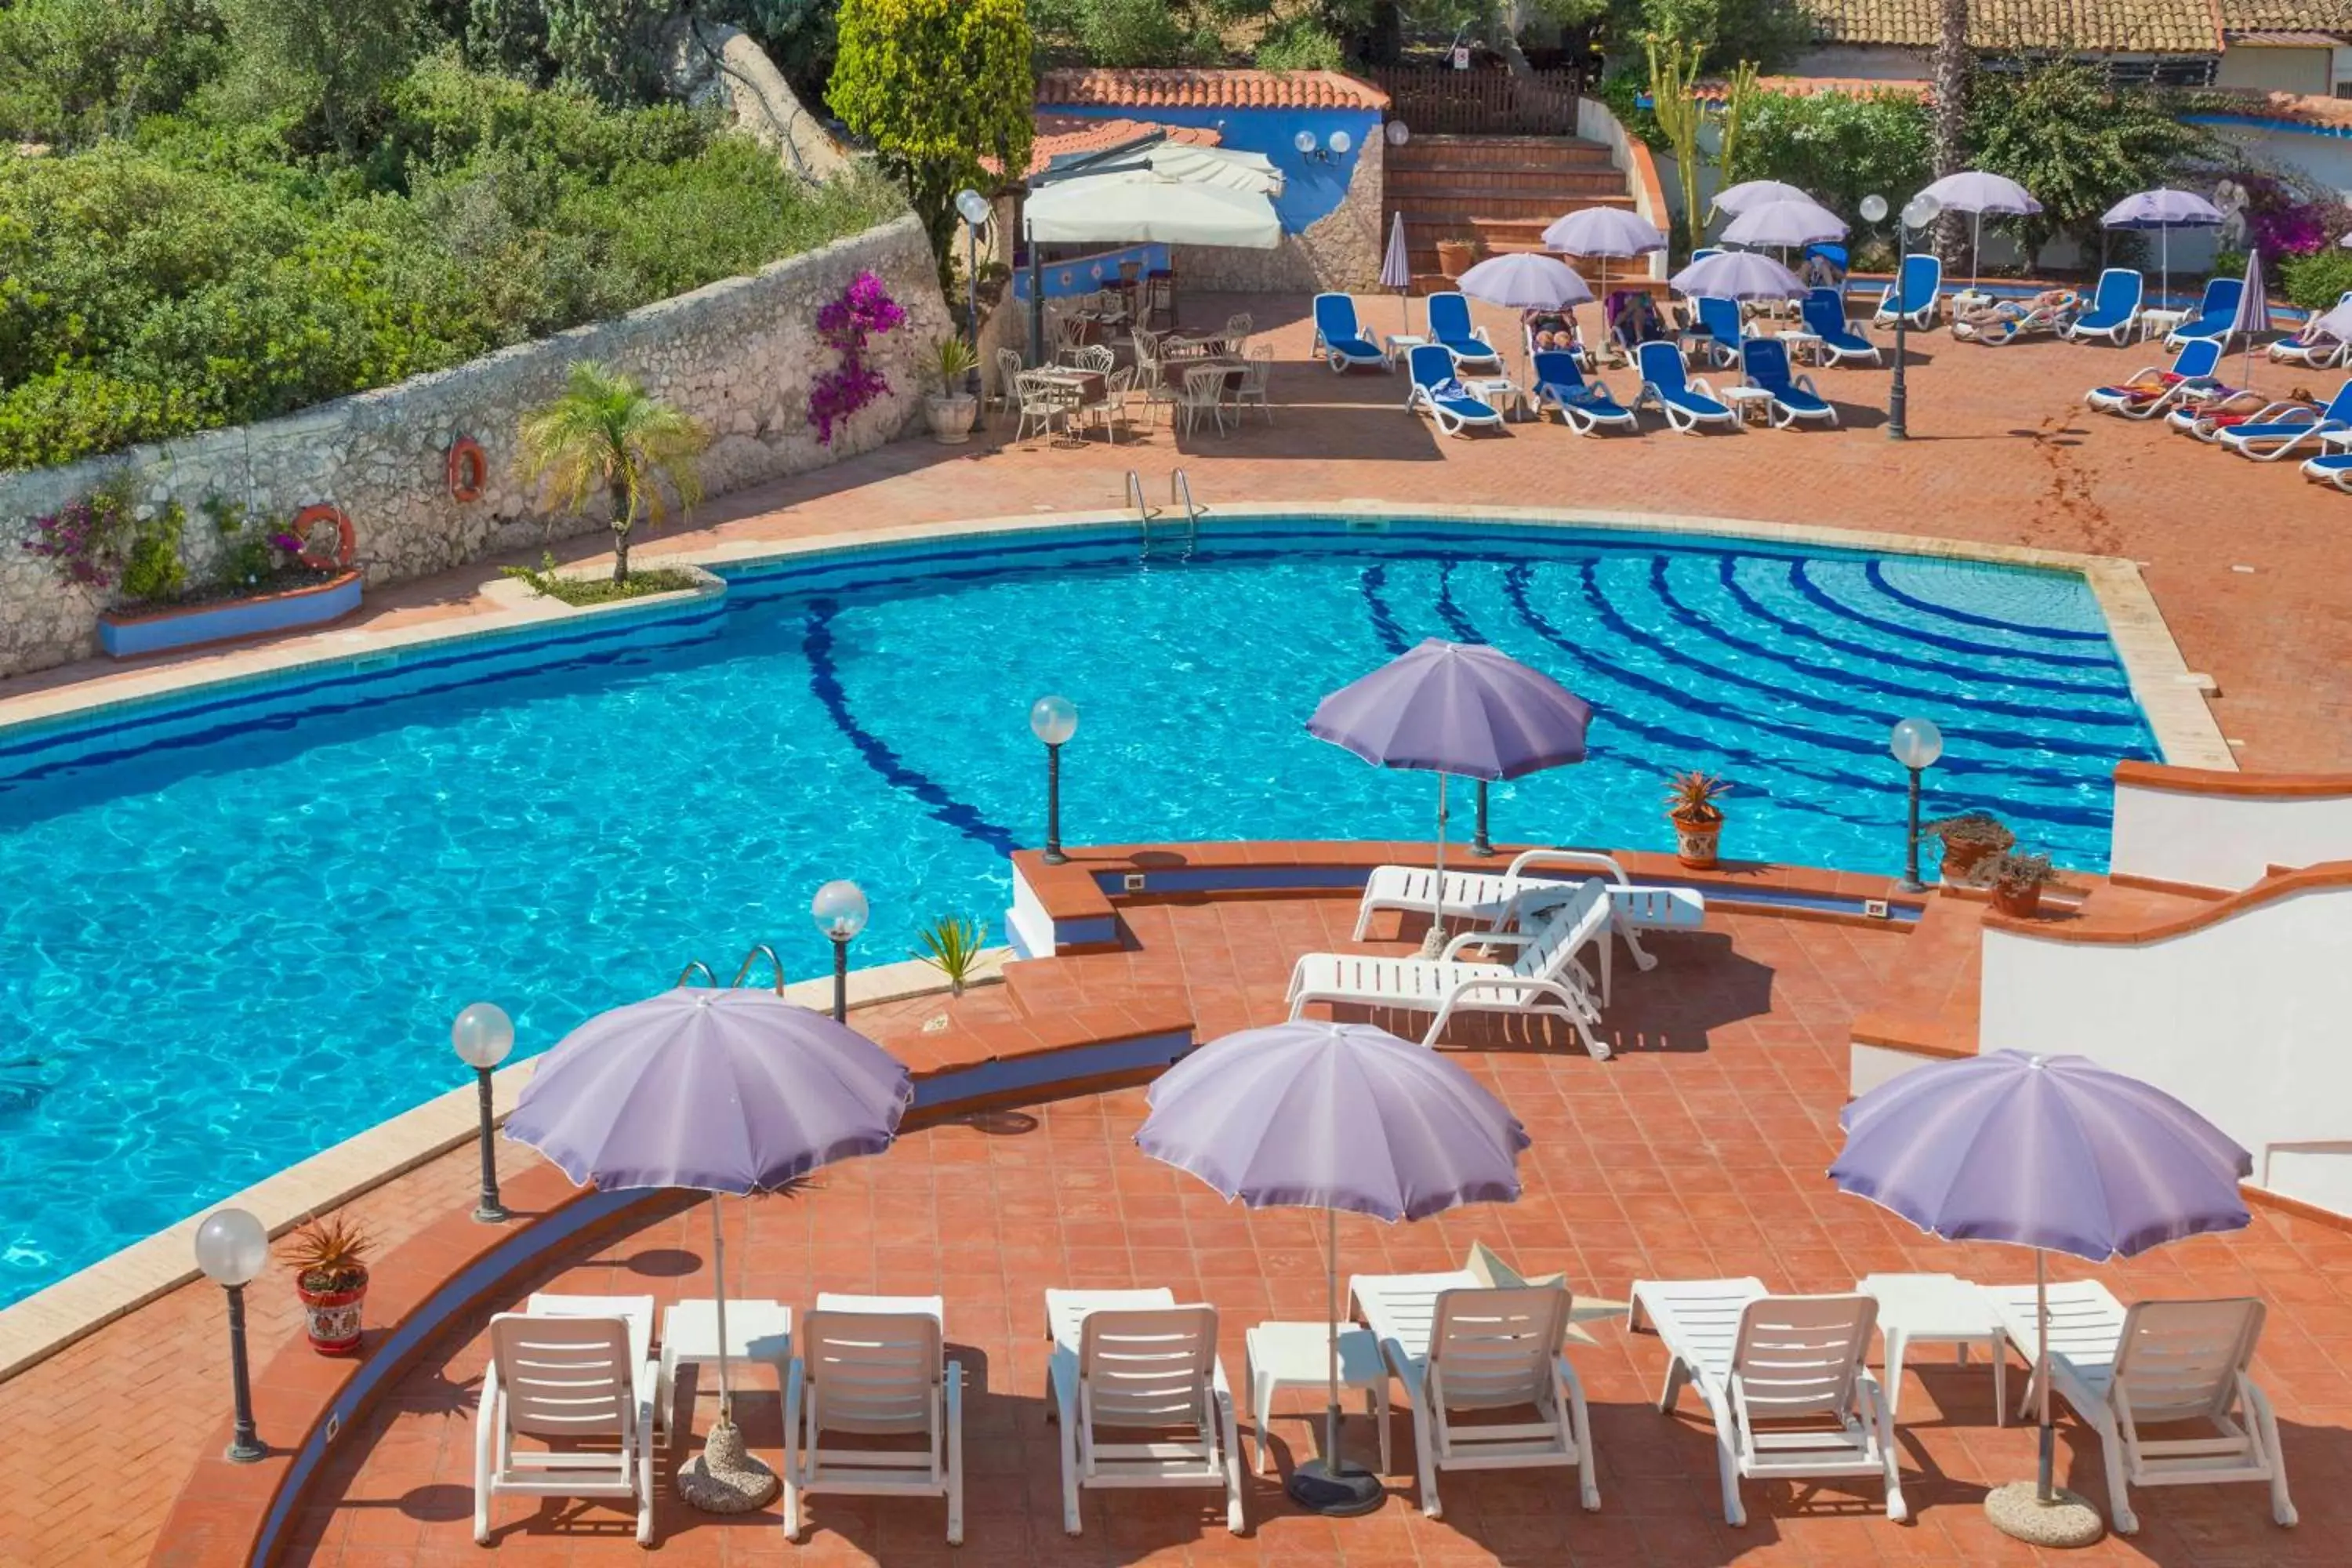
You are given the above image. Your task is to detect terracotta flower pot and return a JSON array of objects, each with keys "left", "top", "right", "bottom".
[
  {"left": 1939, "top": 838, "right": 1998, "bottom": 882},
  {"left": 296, "top": 1267, "right": 368, "bottom": 1356},
  {"left": 1991, "top": 882, "right": 2043, "bottom": 919},
  {"left": 1436, "top": 240, "right": 1477, "bottom": 280},
  {"left": 1671, "top": 812, "right": 1721, "bottom": 869}
]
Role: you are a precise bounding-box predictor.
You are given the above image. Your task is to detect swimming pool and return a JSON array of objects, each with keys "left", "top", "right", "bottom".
[{"left": 0, "top": 516, "right": 2156, "bottom": 1303}]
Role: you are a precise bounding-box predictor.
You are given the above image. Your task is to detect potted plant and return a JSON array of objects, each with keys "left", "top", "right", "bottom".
[
  {"left": 925, "top": 338, "right": 981, "bottom": 444},
  {"left": 285, "top": 1212, "right": 374, "bottom": 1356},
  {"left": 914, "top": 914, "right": 989, "bottom": 996},
  {"left": 1664, "top": 770, "right": 1731, "bottom": 869},
  {"left": 1971, "top": 850, "right": 2061, "bottom": 919},
  {"left": 1436, "top": 233, "right": 1483, "bottom": 280},
  {"left": 1925, "top": 811, "right": 2015, "bottom": 883}
]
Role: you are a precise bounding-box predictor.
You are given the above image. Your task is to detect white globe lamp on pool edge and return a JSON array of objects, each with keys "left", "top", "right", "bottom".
[
  {"left": 1029, "top": 695, "right": 1079, "bottom": 865},
  {"left": 1889, "top": 717, "right": 1944, "bottom": 893},
  {"left": 452, "top": 1001, "right": 515, "bottom": 1222},
  {"left": 811, "top": 879, "right": 869, "bottom": 1023},
  {"left": 194, "top": 1207, "right": 270, "bottom": 1462}
]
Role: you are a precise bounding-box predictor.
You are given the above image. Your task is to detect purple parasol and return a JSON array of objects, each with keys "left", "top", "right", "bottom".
[
  {"left": 2104, "top": 188, "right": 2224, "bottom": 307},
  {"left": 1381, "top": 209, "right": 1411, "bottom": 328},
  {"left": 1918, "top": 171, "right": 2042, "bottom": 217},
  {"left": 1830, "top": 1049, "right": 2249, "bottom": 1515},
  {"left": 1456, "top": 251, "right": 1594, "bottom": 310},
  {"left": 1712, "top": 178, "right": 1812, "bottom": 216},
  {"left": 1541, "top": 206, "right": 1666, "bottom": 311},
  {"left": 508, "top": 983, "right": 912, "bottom": 1504},
  {"left": 1138, "top": 1020, "right": 1530, "bottom": 1508},
  {"left": 1721, "top": 197, "right": 1848, "bottom": 249},
  {"left": 1668, "top": 249, "right": 1806, "bottom": 302}
]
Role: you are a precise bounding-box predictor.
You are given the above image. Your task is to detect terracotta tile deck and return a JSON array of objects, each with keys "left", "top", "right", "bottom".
[
  {"left": 256, "top": 900, "right": 2352, "bottom": 1568},
  {"left": 9, "top": 292, "right": 2352, "bottom": 772}
]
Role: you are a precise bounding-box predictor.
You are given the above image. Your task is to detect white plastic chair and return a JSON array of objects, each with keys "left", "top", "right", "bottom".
[
  {"left": 782, "top": 1294, "right": 964, "bottom": 1544},
  {"left": 1987, "top": 1282, "right": 2294, "bottom": 1534},
  {"left": 1175, "top": 365, "right": 1229, "bottom": 437},
  {"left": 1352, "top": 1271, "right": 1599, "bottom": 1519},
  {"left": 1233, "top": 347, "right": 1274, "bottom": 424},
  {"left": 474, "top": 1308, "right": 658, "bottom": 1545},
  {"left": 1045, "top": 1287, "right": 1244, "bottom": 1537},
  {"left": 1628, "top": 1277, "right": 1904, "bottom": 1525}
]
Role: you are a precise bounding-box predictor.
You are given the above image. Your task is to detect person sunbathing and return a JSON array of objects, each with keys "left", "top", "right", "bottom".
[
  {"left": 1522, "top": 307, "right": 1583, "bottom": 355},
  {"left": 1955, "top": 288, "right": 2081, "bottom": 338}
]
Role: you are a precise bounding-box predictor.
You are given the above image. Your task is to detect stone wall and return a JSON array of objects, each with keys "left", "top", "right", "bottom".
[
  {"left": 0, "top": 212, "right": 950, "bottom": 681},
  {"left": 1170, "top": 132, "right": 1386, "bottom": 293}
]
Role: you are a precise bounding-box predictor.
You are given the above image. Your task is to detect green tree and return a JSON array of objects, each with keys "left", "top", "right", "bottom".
[
  {"left": 830, "top": 0, "right": 1033, "bottom": 274},
  {"left": 517, "top": 361, "right": 709, "bottom": 583},
  {"left": 221, "top": 0, "right": 425, "bottom": 153},
  {"left": 0, "top": 0, "right": 226, "bottom": 144},
  {"left": 1610, "top": 0, "right": 1807, "bottom": 71},
  {"left": 1724, "top": 87, "right": 1931, "bottom": 228},
  {"left": 1965, "top": 60, "right": 2212, "bottom": 270}
]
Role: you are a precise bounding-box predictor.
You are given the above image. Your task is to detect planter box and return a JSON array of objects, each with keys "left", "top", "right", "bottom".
[{"left": 100, "top": 570, "right": 363, "bottom": 659}]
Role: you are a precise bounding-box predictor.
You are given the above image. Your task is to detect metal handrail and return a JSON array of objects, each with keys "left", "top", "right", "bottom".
[
  {"left": 677, "top": 959, "right": 720, "bottom": 988},
  {"left": 730, "top": 942, "right": 787, "bottom": 996},
  {"left": 1170, "top": 470, "right": 1203, "bottom": 559},
  {"left": 1128, "top": 468, "right": 1162, "bottom": 557}
]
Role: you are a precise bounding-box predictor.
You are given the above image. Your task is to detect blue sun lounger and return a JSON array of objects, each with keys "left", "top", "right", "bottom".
[
  {"left": 2166, "top": 277, "right": 2246, "bottom": 350},
  {"left": 1312, "top": 293, "right": 1388, "bottom": 372},
  {"left": 2085, "top": 339, "right": 2222, "bottom": 419},
  {"left": 1531, "top": 350, "right": 1636, "bottom": 435},
  {"left": 1406, "top": 343, "right": 1504, "bottom": 436},
  {"left": 2219, "top": 379, "right": 2352, "bottom": 460},
  {"left": 2300, "top": 451, "right": 2352, "bottom": 492},
  {"left": 1872, "top": 253, "right": 1941, "bottom": 330},
  {"left": 1801, "top": 288, "right": 1882, "bottom": 366},
  {"left": 1425, "top": 292, "right": 1504, "bottom": 370},
  {"left": 2059, "top": 268, "right": 2144, "bottom": 347},
  {"left": 1634, "top": 340, "right": 1737, "bottom": 433},
  {"left": 1687, "top": 296, "right": 1747, "bottom": 368},
  {"left": 1740, "top": 339, "right": 1837, "bottom": 427}
]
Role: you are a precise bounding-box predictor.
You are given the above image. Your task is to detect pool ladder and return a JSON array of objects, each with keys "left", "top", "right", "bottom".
[{"left": 1131, "top": 469, "right": 1203, "bottom": 561}]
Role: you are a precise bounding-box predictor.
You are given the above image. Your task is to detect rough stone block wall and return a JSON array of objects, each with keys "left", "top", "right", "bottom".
[
  {"left": 1171, "top": 134, "right": 1385, "bottom": 294},
  {"left": 0, "top": 212, "right": 949, "bottom": 681}
]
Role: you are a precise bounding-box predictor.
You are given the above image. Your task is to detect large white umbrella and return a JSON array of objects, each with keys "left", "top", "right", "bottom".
[
  {"left": 1025, "top": 174, "right": 1280, "bottom": 249},
  {"left": 1712, "top": 179, "right": 1813, "bottom": 217},
  {"left": 1916, "top": 171, "right": 2042, "bottom": 292},
  {"left": 1721, "top": 198, "right": 1848, "bottom": 249},
  {"left": 1145, "top": 143, "right": 1284, "bottom": 196}
]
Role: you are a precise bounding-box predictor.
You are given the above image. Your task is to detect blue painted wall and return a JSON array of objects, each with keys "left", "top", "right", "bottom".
[{"left": 1034, "top": 104, "right": 1381, "bottom": 234}]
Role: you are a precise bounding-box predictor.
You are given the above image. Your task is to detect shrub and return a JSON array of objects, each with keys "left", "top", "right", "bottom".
[
  {"left": 1724, "top": 88, "right": 1931, "bottom": 228},
  {"left": 808, "top": 270, "right": 908, "bottom": 444},
  {"left": 1253, "top": 18, "right": 1347, "bottom": 72},
  {"left": 2281, "top": 249, "right": 2352, "bottom": 313},
  {"left": 118, "top": 500, "right": 188, "bottom": 603}
]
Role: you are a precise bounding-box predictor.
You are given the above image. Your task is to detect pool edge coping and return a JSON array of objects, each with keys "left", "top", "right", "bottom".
[
  {"left": 0, "top": 502, "right": 2231, "bottom": 771},
  {"left": 0, "top": 948, "right": 1009, "bottom": 1384}
]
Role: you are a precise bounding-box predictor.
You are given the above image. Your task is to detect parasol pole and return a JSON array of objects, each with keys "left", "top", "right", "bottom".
[
  {"left": 2035, "top": 1247, "right": 2055, "bottom": 1504},
  {"left": 710, "top": 1195, "right": 734, "bottom": 1423},
  {"left": 1324, "top": 1202, "right": 1343, "bottom": 1473},
  {"left": 1421, "top": 773, "right": 1450, "bottom": 958}
]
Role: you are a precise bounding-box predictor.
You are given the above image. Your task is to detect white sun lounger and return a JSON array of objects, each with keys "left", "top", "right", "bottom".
[
  {"left": 475, "top": 1301, "right": 659, "bottom": 1545},
  {"left": 1289, "top": 880, "right": 1614, "bottom": 1058},
  {"left": 1350, "top": 849, "right": 1706, "bottom": 1002},
  {"left": 1044, "top": 1287, "right": 1245, "bottom": 1537},
  {"left": 784, "top": 1293, "right": 963, "bottom": 1544},
  {"left": 1352, "top": 1269, "right": 1599, "bottom": 1519},
  {"left": 1987, "top": 1281, "right": 2294, "bottom": 1534},
  {"left": 1628, "top": 1277, "right": 1904, "bottom": 1525}
]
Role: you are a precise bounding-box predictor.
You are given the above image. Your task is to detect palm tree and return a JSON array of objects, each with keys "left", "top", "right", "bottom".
[
  {"left": 1932, "top": 0, "right": 1969, "bottom": 263},
  {"left": 517, "top": 361, "right": 710, "bottom": 584}
]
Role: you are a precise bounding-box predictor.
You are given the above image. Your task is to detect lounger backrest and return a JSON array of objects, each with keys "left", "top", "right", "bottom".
[
  {"left": 1510, "top": 878, "right": 1609, "bottom": 979},
  {"left": 1079, "top": 1305, "right": 1218, "bottom": 1429},
  {"left": 1697, "top": 295, "right": 1741, "bottom": 346},
  {"left": 1729, "top": 1294, "right": 1875, "bottom": 1423},
  {"left": 2174, "top": 338, "right": 2223, "bottom": 379},
  {"left": 1408, "top": 343, "right": 1456, "bottom": 390},
  {"left": 1313, "top": 292, "right": 1359, "bottom": 344},
  {"left": 2091, "top": 267, "right": 2141, "bottom": 321},
  {"left": 800, "top": 1308, "right": 942, "bottom": 1436},
  {"left": 1428, "top": 1287, "right": 1570, "bottom": 1410},
  {"left": 488, "top": 1314, "right": 635, "bottom": 1439},
  {"left": 2200, "top": 276, "right": 2244, "bottom": 321},
  {"left": 1741, "top": 336, "right": 1792, "bottom": 391},
  {"left": 1899, "top": 253, "right": 1939, "bottom": 310},
  {"left": 1635, "top": 339, "right": 1689, "bottom": 394},
  {"left": 2318, "top": 380, "right": 2352, "bottom": 421},
  {"left": 1801, "top": 287, "right": 1849, "bottom": 341},
  {"left": 2111, "top": 1298, "right": 2265, "bottom": 1425},
  {"left": 1428, "top": 292, "right": 1474, "bottom": 341},
  {"left": 1531, "top": 348, "right": 1584, "bottom": 391},
  {"left": 1690, "top": 247, "right": 1723, "bottom": 263}
]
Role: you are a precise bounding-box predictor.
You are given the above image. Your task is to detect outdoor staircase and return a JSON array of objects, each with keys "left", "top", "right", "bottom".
[{"left": 1385, "top": 134, "right": 1639, "bottom": 296}]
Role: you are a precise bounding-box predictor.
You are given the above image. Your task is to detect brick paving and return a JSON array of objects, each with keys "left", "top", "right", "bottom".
[
  {"left": 10, "top": 292, "right": 2352, "bottom": 771},
  {"left": 270, "top": 901, "right": 2352, "bottom": 1568}
]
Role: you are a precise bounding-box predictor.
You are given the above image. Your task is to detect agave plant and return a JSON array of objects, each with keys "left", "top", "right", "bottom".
[
  {"left": 914, "top": 914, "right": 989, "bottom": 995},
  {"left": 1664, "top": 770, "right": 1731, "bottom": 824},
  {"left": 283, "top": 1211, "right": 375, "bottom": 1293},
  {"left": 932, "top": 336, "right": 980, "bottom": 397}
]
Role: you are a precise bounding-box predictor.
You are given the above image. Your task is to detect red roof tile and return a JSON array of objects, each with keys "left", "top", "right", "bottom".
[
  {"left": 1036, "top": 67, "right": 1389, "bottom": 111},
  {"left": 1799, "top": 0, "right": 2223, "bottom": 53},
  {"left": 988, "top": 114, "right": 1222, "bottom": 180},
  {"left": 1694, "top": 74, "right": 1931, "bottom": 103}
]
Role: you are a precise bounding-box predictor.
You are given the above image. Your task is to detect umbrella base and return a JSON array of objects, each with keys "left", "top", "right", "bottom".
[
  {"left": 1285, "top": 1458, "right": 1385, "bottom": 1515},
  {"left": 1984, "top": 1482, "right": 2104, "bottom": 1548},
  {"left": 676, "top": 1417, "right": 780, "bottom": 1513}
]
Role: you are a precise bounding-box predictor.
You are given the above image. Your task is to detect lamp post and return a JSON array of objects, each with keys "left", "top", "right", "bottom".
[
  {"left": 194, "top": 1207, "right": 270, "bottom": 1463},
  {"left": 1029, "top": 695, "right": 1078, "bottom": 865},
  {"left": 954, "top": 188, "right": 989, "bottom": 394},
  {"left": 812, "top": 880, "right": 869, "bottom": 1024},
  {"left": 452, "top": 1002, "right": 515, "bottom": 1223},
  {"left": 1889, "top": 717, "right": 1944, "bottom": 893},
  {"left": 1861, "top": 191, "right": 1943, "bottom": 439}
]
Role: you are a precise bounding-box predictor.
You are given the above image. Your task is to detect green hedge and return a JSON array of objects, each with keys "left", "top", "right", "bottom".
[{"left": 0, "top": 53, "right": 902, "bottom": 473}]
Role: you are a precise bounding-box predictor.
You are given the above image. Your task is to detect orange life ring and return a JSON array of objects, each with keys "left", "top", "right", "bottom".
[
  {"left": 292, "top": 504, "right": 356, "bottom": 572},
  {"left": 446, "top": 435, "right": 488, "bottom": 503}
]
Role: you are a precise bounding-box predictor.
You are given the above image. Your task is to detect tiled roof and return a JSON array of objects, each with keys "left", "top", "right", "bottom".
[
  {"left": 1034, "top": 67, "right": 1389, "bottom": 111},
  {"left": 2219, "top": 0, "right": 2352, "bottom": 34},
  {"left": 1796, "top": 0, "right": 2223, "bottom": 53},
  {"left": 988, "top": 114, "right": 1221, "bottom": 179},
  {"left": 2226, "top": 28, "right": 2352, "bottom": 45},
  {"left": 1694, "top": 74, "right": 1930, "bottom": 101}
]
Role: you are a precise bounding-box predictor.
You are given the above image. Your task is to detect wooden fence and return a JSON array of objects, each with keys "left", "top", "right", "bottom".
[{"left": 1363, "top": 67, "right": 1581, "bottom": 136}]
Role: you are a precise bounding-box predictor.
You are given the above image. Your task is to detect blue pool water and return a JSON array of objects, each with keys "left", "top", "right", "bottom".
[{"left": 0, "top": 518, "right": 2156, "bottom": 1302}]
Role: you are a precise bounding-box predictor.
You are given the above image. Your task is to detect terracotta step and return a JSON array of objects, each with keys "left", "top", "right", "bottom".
[
  {"left": 1388, "top": 134, "right": 1613, "bottom": 167},
  {"left": 1395, "top": 213, "right": 1632, "bottom": 251},
  {"left": 1394, "top": 191, "right": 1629, "bottom": 222},
  {"left": 1386, "top": 172, "right": 1626, "bottom": 202},
  {"left": 1385, "top": 150, "right": 1617, "bottom": 176}
]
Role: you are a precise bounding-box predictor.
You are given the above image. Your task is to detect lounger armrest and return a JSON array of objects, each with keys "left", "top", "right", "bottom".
[
  {"left": 1690, "top": 375, "right": 1717, "bottom": 399},
  {"left": 2248, "top": 401, "right": 2314, "bottom": 426},
  {"left": 1441, "top": 928, "right": 1533, "bottom": 961},
  {"left": 1506, "top": 848, "right": 1631, "bottom": 885}
]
